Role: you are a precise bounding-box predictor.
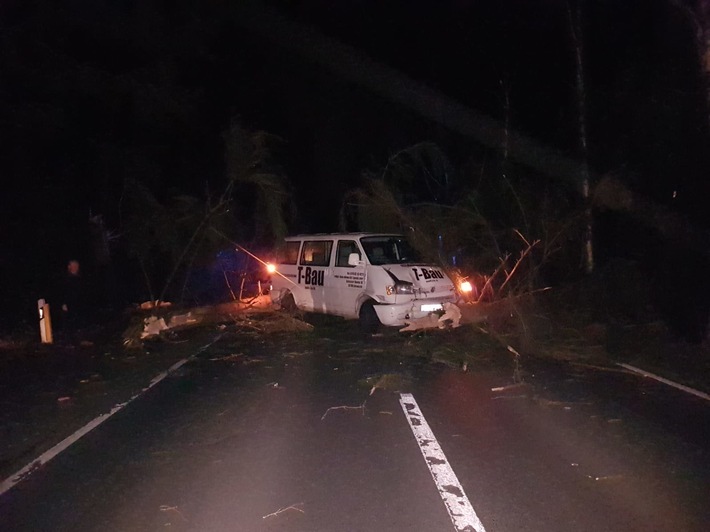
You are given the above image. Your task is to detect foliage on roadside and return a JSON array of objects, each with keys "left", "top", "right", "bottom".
[
  {"left": 117, "top": 119, "right": 293, "bottom": 306},
  {"left": 340, "top": 141, "right": 583, "bottom": 304}
]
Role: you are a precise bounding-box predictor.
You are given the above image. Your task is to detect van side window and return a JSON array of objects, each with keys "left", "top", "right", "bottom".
[
  {"left": 336, "top": 240, "right": 359, "bottom": 267},
  {"left": 301, "top": 240, "right": 333, "bottom": 267},
  {"left": 278, "top": 241, "right": 301, "bottom": 265}
]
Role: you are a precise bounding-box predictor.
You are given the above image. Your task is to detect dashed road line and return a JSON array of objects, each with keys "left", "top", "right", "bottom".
[{"left": 399, "top": 393, "right": 486, "bottom": 532}]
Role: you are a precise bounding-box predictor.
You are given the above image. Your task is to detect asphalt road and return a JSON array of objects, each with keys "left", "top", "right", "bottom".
[{"left": 1, "top": 323, "right": 709, "bottom": 531}]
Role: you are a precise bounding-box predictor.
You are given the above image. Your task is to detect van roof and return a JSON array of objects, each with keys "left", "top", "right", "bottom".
[{"left": 284, "top": 232, "right": 403, "bottom": 240}]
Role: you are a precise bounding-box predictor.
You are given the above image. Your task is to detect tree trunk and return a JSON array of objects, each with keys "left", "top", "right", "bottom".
[
  {"left": 670, "top": 0, "right": 710, "bottom": 128},
  {"left": 568, "top": 0, "right": 594, "bottom": 274}
]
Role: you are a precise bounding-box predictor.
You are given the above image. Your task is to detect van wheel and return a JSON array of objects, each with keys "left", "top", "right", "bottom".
[
  {"left": 359, "top": 301, "right": 381, "bottom": 333},
  {"left": 280, "top": 292, "right": 297, "bottom": 312}
]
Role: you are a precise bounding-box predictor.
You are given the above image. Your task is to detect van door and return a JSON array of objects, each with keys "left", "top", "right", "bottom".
[
  {"left": 297, "top": 240, "right": 333, "bottom": 313},
  {"left": 329, "top": 239, "right": 367, "bottom": 318}
]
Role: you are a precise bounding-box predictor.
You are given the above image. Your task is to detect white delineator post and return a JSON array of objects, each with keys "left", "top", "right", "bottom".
[{"left": 38, "top": 298, "right": 53, "bottom": 344}]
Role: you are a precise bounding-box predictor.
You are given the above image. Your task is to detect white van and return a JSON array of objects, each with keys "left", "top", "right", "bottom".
[{"left": 268, "top": 233, "right": 459, "bottom": 330}]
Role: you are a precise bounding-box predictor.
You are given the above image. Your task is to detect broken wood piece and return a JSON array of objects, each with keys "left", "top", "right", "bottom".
[
  {"left": 587, "top": 474, "right": 625, "bottom": 482},
  {"left": 400, "top": 303, "right": 463, "bottom": 332},
  {"left": 491, "top": 382, "right": 527, "bottom": 392},
  {"left": 399, "top": 313, "right": 440, "bottom": 332},
  {"left": 140, "top": 316, "right": 168, "bottom": 339},
  {"left": 262, "top": 503, "right": 305, "bottom": 520},
  {"left": 321, "top": 403, "right": 366, "bottom": 420},
  {"left": 159, "top": 505, "right": 188, "bottom": 523},
  {"left": 438, "top": 302, "right": 462, "bottom": 328},
  {"left": 209, "top": 353, "right": 244, "bottom": 362}
]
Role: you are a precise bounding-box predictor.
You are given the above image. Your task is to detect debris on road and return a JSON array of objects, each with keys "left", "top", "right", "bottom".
[
  {"left": 139, "top": 301, "right": 172, "bottom": 310},
  {"left": 535, "top": 397, "right": 593, "bottom": 408},
  {"left": 262, "top": 502, "right": 305, "bottom": 520},
  {"left": 232, "top": 313, "right": 313, "bottom": 333},
  {"left": 491, "top": 395, "right": 528, "bottom": 400},
  {"left": 587, "top": 474, "right": 625, "bottom": 482},
  {"left": 358, "top": 372, "right": 412, "bottom": 395},
  {"left": 140, "top": 316, "right": 169, "bottom": 339},
  {"left": 366, "top": 373, "right": 411, "bottom": 395},
  {"left": 439, "top": 302, "right": 462, "bottom": 328},
  {"left": 491, "top": 382, "right": 527, "bottom": 392},
  {"left": 321, "top": 402, "right": 366, "bottom": 420},
  {"left": 159, "top": 504, "right": 188, "bottom": 524},
  {"left": 208, "top": 353, "right": 244, "bottom": 362},
  {"left": 400, "top": 313, "right": 440, "bottom": 332},
  {"left": 399, "top": 303, "right": 462, "bottom": 332}
]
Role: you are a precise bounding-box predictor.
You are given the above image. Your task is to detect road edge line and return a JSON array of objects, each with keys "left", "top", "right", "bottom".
[
  {"left": 0, "top": 333, "right": 223, "bottom": 497},
  {"left": 618, "top": 363, "right": 710, "bottom": 402},
  {"left": 399, "top": 393, "right": 486, "bottom": 532}
]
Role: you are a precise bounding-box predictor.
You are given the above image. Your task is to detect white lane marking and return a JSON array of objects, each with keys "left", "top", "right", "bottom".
[
  {"left": 399, "top": 393, "right": 486, "bottom": 532},
  {"left": 618, "top": 363, "right": 710, "bottom": 402},
  {"left": 0, "top": 357, "right": 190, "bottom": 497},
  {"left": 0, "top": 334, "right": 222, "bottom": 497}
]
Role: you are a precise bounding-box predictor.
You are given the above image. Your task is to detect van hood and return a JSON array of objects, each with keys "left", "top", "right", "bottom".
[{"left": 382, "top": 263, "right": 455, "bottom": 296}]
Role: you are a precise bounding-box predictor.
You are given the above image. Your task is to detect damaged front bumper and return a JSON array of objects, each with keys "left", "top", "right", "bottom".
[{"left": 373, "top": 298, "right": 455, "bottom": 327}]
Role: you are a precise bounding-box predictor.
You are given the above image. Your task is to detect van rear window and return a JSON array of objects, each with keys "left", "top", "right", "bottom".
[{"left": 301, "top": 240, "right": 333, "bottom": 267}]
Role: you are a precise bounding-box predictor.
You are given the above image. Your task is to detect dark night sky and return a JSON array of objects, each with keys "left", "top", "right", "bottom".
[
  {"left": 254, "top": 0, "right": 708, "bottom": 219},
  {"left": 1, "top": 0, "right": 709, "bottom": 333},
  {"left": 1, "top": 1, "right": 704, "bottom": 215}
]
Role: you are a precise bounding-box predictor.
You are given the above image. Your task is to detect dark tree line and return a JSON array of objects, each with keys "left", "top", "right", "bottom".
[{"left": 1, "top": 1, "right": 709, "bottom": 340}]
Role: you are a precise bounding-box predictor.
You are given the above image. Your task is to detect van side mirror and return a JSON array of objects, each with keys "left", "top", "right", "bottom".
[{"left": 348, "top": 252, "right": 362, "bottom": 266}]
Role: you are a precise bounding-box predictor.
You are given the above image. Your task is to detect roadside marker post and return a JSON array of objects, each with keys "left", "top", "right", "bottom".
[{"left": 38, "top": 298, "right": 53, "bottom": 344}]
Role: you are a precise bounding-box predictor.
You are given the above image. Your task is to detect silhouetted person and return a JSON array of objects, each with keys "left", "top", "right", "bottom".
[{"left": 58, "top": 259, "right": 87, "bottom": 337}]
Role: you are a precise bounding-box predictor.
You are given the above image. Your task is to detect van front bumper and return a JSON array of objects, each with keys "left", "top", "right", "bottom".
[{"left": 373, "top": 298, "right": 455, "bottom": 327}]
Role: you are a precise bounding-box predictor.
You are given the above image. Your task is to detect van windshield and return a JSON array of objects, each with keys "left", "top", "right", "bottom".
[{"left": 360, "top": 236, "right": 422, "bottom": 265}]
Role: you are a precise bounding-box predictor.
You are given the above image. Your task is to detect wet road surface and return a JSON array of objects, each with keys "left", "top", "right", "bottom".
[{"left": 1, "top": 322, "right": 709, "bottom": 531}]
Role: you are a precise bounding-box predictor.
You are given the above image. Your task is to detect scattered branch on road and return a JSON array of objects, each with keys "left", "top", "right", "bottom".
[
  {"left": 535, "top": 397, "right": 593, "bottom": 408},
  {"left": 477, "top": 325, "right": 525, "bottom": 383},
  {"left": 321, "top": 401, "right": 366, "bottom": 420},
  {"left": 587, "top": 474, "right": 625, "bottom": 482},
  {"left": 491, "top": 395, "right": 528, "bottom": 400},
  {"left": 229, "top": 315, "right": 264, "bottom": 332},
  {"left": 399, "top": 302, "right": 463, "bottom": 333},
  {"left": 159, "top": 505, "right": 188, "bottom": 523},
  {"left": 231, "top": 312, "right": 314, "bottom": 333},
  {"left": 491, "top": 383, "right": 527, "bottom": 392},
  {"left": 399, "top": 313, "right": 441, "bottom": 332},
  {"left": 367, "top": 373, "right": 411, "bottom": 395},
  {"left": 208, "top": 353, "right": 244, "bottom": 362},
  {"left": 262, "top": 503, "right": 305, "bottom": 519}
]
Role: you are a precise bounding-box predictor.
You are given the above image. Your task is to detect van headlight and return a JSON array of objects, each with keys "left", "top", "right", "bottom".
[{"left": 386, "top": 281, "right": 415, "bottom": 295}]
